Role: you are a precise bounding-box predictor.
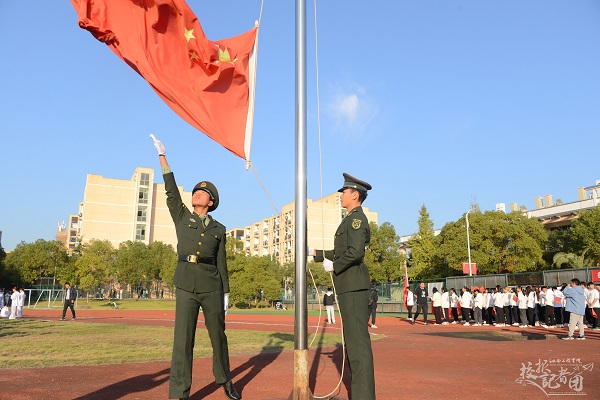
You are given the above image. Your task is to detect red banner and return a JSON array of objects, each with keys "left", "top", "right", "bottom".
[{"left": 462, "top": 263, "right": 477, "bottom": 275}]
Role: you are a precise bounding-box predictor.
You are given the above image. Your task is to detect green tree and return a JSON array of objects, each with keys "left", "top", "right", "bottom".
[
  {"left": 435, "top": 211, "right": 548, "bottom": 275},
  {"left": 5, "top": 239, "right": 69, "bottom": 285},
  {"left": 570, "top": 206, "right": 600, "bottom": 265},
  {"left": 228, "top": 255, "right": 282, "bottom": 306},
  {"left": 115, "top": 241, "right": 152, "bottom": 284},
  {"left": 75, "top": 239, "right": 115, "bottom": 291},
  {"left": 407, "top": 205, "right": 437, "bottom": 279},
  {"left": 365, "top": 222, "right": 403, "bottom": 282},
  {"left": 552, "top": 251, "right": 587, "bottom": 269},
  {"left": 544, "top": 228, "right": 576, "bottom": 266},
  {"left": 148, "top": 241, "right": 177, "bottom": 282}
]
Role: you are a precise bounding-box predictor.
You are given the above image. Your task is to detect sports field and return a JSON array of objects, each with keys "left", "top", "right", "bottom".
[{"left": 1, "top": 306, "right": 598, "bottom": 399}]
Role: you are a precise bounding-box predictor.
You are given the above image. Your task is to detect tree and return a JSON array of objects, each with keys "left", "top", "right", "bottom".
[
  {"left": 75, "top": 239, "right": 115, "bottom": 291},
  {"left": 115, "top": 241, "right": 153, "bottom": 284},
  {"left": 435, "top": 211, "right": 548, "bottom": 275},
  {"left": 407, "top": 205, "right": 437, "bottom": 279},
  {"left": 149, "top": 241, "right": 177, "bottom": 282},
  {"left": 228, "top": 255, "right": 282, "bottom": 306},
  {"left": 570, "top": 207, "right": 600, "bottom": 265},
  {"left": 5, "top": 239, "right": 69, "bottom": 285},
  {"left": 552, "top": 251, "right": 588, "bottom": 269},
  {"left": 544, "top": 228, "right": 576, "bottom": 266},
  {"left": 365, "top": 222, "right": 403, "bottom": 282}
]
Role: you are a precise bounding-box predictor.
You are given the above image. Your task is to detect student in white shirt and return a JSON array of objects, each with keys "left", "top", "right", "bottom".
[
  {"left": 503, "top": 287, "right": 512, "bottom": 326},
  {"left": 493, "top": 286, "right": 505, "bottom": 326},
  {"left": 526, "top": 286, "right": 536, "bottom": 326},
  {"left": 517, "top": 286, "right": 528, "bottom": 328},
  {"left": 0, "top": 305, "right": 10, "bottom": 318},
  {"left": 449, "top": 288, "right": 459, "bottom": 323},
  {"left": 509, "top": 288, "right": 519, "bottom": 326},
  {"left": 460, "top": 287, "right": 472, "bottom": 326},
  {"left": 16, "top": 288, "right": 25, "bottom": 318},
  {"left": 536, "top": 286, "right": 545, "bottom": 326},
  {"left": 432, "top": 287, "right": 443, "bottom": 325},
  {"left": 473, "top": 289, "right": 484, "bottom": 326},
  {"left": 485, "top": 288, "right": 494, "bottom": 325},
  {"left": 542, "top": 286, "right": 556, "bottom": 328},
  {"left": 553, "top": 286, "right": 565, "bottom": 328},
  {"left": 406, "top": 288, "right": 414, "bottom": 321},
  {"left": 8, "top": 287, "right": 18, "bottom": 320},
  {"left": 441, "top": 287, "right": 450, "bottom": 325},
  {"left": 587, "top": 282, "right": 599, "bottom": 330}
]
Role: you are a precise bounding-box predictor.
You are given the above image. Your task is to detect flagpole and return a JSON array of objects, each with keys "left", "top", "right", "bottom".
[{"left": 291, "top": 0, "right": 312, "bottom": 398}]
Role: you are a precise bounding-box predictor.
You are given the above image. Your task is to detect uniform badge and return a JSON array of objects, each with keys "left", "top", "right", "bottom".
[
  {"left": 190, "top": 218, "right": 196, "bottom": 223},
  {"left": 352, "top": 219, "right": 362, "bottom": 230},
  {"left": 200, "top": 182, "right": 207, "bottom": 187}
]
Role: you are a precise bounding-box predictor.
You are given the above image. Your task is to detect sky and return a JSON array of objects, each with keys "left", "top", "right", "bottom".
[{"left": 1, "top": 1, "right": 600, "bottom": 251}]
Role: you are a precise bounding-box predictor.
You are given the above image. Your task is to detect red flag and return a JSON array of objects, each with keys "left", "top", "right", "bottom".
[
  {"left": 70, "top": 0, "right": 259, "bottom": 161},
  {"left": 403, "top": 267, "right": 409, "bottom": 308}
]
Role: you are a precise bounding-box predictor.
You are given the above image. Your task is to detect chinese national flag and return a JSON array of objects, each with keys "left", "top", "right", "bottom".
[{"left": 70, "top": 0, "right": 259, "bottom": 161}]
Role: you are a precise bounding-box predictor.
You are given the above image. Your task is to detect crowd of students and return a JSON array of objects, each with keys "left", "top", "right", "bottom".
[
  {"left": 406, "top": 282, "right": 600, "bottom": 330},
  {"left": 0, "top": 287, "right": 26, "bottom": 319}
]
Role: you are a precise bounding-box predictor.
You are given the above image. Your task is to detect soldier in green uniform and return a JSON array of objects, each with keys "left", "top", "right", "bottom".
[
  {"left": 150, "top": 134, "right": 241, "bottom": 400},
  {"left": 311, "top": 173, "right": 376, "bottom": 400}
]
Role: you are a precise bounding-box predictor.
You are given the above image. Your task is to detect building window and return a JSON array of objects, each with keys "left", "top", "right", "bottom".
[
  {"left": 136, "top": 224, "right": 146, "bottom": 240},
  {"left": 140, "top": 172, "right": 150, "bottom": 186},
  {"left": 138, "top": 187, "right": 148, "bottom": 204},
  {"left": 137, "top": 207, "right": 147, "bottom": 222}
]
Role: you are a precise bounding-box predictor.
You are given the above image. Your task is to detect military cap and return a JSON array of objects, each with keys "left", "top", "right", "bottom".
[
  {"left": 192, "top": 181, "right": 219, "bottom": 212},
  {"left": 338, "top": 172, "right": 372, "bottom": 193}
]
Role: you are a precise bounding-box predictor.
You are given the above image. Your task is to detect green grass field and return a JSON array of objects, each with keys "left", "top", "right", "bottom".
[{"left": 0, "top": 319, "right": 345, "bottom": 369}]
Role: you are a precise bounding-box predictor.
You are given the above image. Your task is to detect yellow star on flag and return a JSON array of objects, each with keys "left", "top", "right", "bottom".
[
  {"left": 189, "top": 51, "right": 199, "bottom": 61},
  {"left": 184, "top": 27, "right": 195, "bottom": 42},
  {"left": 218, "top": 47, "right": 232, "bottom": 62}
]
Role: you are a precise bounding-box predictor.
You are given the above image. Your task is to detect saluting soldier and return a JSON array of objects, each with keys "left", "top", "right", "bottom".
[
  {"left": 311, "top": 173, "right": 376, "bottom": 400},
  {"left": 151, "top": 134, "right": 241, "bottom": 400}
]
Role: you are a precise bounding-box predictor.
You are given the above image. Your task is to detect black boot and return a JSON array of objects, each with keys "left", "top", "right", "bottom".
[{"left": 222, "top": 380, "right": 241, "bottom": 400}]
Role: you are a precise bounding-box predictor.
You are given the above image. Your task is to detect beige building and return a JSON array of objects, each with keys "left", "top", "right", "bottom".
[
  {"left": 55, "top": 215, "right": 81, "bottom": 253},
  {"left": 227, "top": 193, "right": 378, "bottom": 265},
  {"left": 73, "top": 167, "right": 188, "bottom": 248}
]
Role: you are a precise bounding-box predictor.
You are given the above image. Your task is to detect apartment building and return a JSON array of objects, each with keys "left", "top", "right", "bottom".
[
  {"left": 71, "top": 167, "right": 188, "bottom": 248},
  {"left": 55, "top": 214, "right": 81, "bottom": 253},
  {"left": 227, "top": 192, "right": 378, "bottom": 265}
]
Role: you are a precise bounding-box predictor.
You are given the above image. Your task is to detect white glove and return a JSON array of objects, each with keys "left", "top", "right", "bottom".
[
  {"left": 323, "top": 258, "right": 334, "bottom": 272},
  {"left": 149, "top": 133, "right": 166, "bottom": 155},
  {"left": 224, "top": 293, "right": 230, "bottom": 313},
  {"left": 308, "top": 247, "right": 316, "bottom": 257}
]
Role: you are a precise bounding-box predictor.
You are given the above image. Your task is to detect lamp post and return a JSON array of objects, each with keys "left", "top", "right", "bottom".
[{"left": 465, "top": 209, "right": 474, "bottom": 276}]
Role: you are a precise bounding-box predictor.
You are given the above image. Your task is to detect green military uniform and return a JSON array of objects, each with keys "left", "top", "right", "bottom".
[
  {"left": 163, "top": 171, "right": 232, "bottom": 399},
  {"left": 315, "top": 173, "right": 376, "bottom": 400}
]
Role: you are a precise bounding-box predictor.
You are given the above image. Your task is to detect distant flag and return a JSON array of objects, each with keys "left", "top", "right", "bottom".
[
  {"left": 70, "top": 0, "right": 259, "bottom": 162},
  {"left": 403, "top": 266, "right": 409, "bottom": 308}
]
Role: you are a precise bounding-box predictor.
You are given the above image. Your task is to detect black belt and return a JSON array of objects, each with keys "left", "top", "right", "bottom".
[{"left": 178, "top": 255, "right": 216, "bottom": 266}]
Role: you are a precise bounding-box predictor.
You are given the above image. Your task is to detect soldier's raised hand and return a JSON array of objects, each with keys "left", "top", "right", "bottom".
[{"left": 150, "top": 133, "right": 166, "bottom": 156}]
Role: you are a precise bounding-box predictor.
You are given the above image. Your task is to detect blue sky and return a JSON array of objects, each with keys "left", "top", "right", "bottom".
[{"left": 1, "top": 1, "right": 600, "bottom": 251}]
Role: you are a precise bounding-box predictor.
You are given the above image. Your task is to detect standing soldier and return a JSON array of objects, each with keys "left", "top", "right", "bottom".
[
  {"left": 151, "top": 134, "right": 240, "bottom": 400},
  {"left": 310, "top": 173, "right": 375, "bottom": 400}
]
